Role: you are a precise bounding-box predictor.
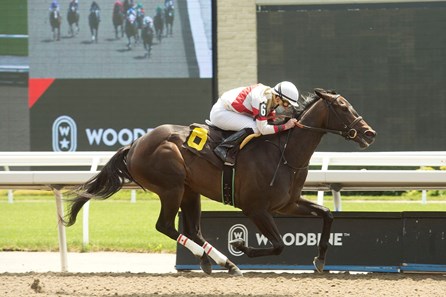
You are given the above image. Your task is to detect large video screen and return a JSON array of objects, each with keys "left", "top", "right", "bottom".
[
  {"left": 257, "top": 2, "right": 446, "bottom": 151},
  {"left": 29, "top": 0, "right": 212, "bottom": 78},
  {"left": 27, "top": 0, "right": 214, "bottom": 152}
]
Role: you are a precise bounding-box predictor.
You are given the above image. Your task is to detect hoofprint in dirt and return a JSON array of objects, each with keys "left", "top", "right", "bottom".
[{"left": 1, "top": 272, "right": 446, "bottom": 297}]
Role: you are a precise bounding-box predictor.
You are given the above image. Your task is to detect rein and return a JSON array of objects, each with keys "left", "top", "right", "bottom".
[{"left": 269, "top": 130, "right": 309, "bottom": 186}]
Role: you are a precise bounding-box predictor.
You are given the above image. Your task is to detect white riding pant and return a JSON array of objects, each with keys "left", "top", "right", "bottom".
[{"left": 209, "top": 99, "right": 258, "bottom": 133}]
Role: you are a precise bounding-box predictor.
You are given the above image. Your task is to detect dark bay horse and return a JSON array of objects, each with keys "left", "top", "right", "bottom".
[
  {"left": 141, "top": 18, "right": 154, "bottom": 58},
  {"left": 164, "top": 1, "right": 174, "bottom": 36},
  {"left": 124, "top": 15, "right": 138, "bottom": 49},
  {"left": 49, "top": 9, "right": 62, "bottom": 41},
  {"left": 67, "top": 2, "right": 80, "bottom": 37},
  {"left": 153, "top": 9, "right": 164, "bottom": 43},
  {"left": 64, "top": 89, "right": 376, "bottom": 276},
  {"left": 112, "top": 1, "right": 125, "bottom": 39},
  {"left": 88, "top": 5, "right": 101, "bottom": 43}
]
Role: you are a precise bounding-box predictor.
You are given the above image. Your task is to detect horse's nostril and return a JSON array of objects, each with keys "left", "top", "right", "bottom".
[{"left": 365, "top": 130, "right": 376, "bottom": 138}]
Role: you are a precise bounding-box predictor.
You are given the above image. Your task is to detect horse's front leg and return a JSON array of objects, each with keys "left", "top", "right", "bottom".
[
  {"left": 95, "top": 26, "right": 99, "bottom": 43},
  {"left": 278, "top": 199, "right": 333, "bottom": 272},
  {"left": 231, "top": 210, "right": 285, "bottom": 257}
]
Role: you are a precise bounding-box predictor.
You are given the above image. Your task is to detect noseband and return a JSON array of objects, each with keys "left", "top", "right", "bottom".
[{"left": 296, "top": 95, "right": 363, "bottom": 140}]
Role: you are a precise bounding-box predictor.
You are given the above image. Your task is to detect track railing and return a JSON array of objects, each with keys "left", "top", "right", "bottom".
[{"left": 1, "top": 151, "right": 446, "bottom": 272}]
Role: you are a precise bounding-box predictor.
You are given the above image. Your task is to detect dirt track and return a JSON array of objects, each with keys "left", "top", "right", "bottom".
[{"left": 1, "top": 271, "right": 446, "bottom": 297}]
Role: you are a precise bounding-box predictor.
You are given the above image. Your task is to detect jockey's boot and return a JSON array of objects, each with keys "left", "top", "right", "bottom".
[{"left": 214, "top": 128, "right": 253, "bottom": 166}]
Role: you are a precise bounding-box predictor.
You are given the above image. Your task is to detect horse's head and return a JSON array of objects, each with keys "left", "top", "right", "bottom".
[{"left": 298, "top": 88, "right": 376, "bottom": 149}]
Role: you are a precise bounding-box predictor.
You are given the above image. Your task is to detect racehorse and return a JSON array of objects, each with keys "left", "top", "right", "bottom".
[
  {"left": 153, "top": 9, "right": 164, "bottom": 43},
  {"left": 112, "top": 1, "right": 125, "bottom": 39},
  {"left": 141, "top": 18, "right": 154, "bottom": 58},
  {"left": 164, "top": 1, "right": 174, "bottom": 36},
  {"left": 49, "top": 9, "right": 62, "bottom": 41},
  {"left": 63, "top": 89, "right": 376, "bottom": 276},
  {"left": 88, "top": 6, "right": 100, "bottom": 43},
  {"left": 124, "top": 14, "right": 138, "bottom": 49},
  {"left": 67, "top": 2, "right": 80, "bottom": 37}
]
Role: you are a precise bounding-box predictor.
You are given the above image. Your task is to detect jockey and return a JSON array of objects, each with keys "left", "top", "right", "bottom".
[
  {"left": 114, "top": 0, "right": 123, "bottom": 10},
  {"left": 90, "top": 1, "right": 100, "bottom": 21},
  {"left": 49, "top": 0, "right": 60, "bottom": 12},
  {"left": 165, "top": 0, "right": 174, "bottom": 9},
  {"left": 155, "top": 5, "right": 163, "bottom": 16},
  {"left": 136, "top": 3, "right": 145, "bottom": 18},
  {"left": 143, "top": 16, "right": 154, "bottom": 30},
  {"left": 209, "top": 81, "right": 300, "bottom": 166},
  {"left": 69, "top": 0, "right": 78, "bottom": 10},
  {"left": 126, "top": 5, "right": 137, "bottom": 22}
]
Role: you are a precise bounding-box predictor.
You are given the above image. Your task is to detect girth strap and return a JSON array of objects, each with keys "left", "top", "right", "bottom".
[{"left": 221, "top": 166, "right": 235, "bottom": 206}]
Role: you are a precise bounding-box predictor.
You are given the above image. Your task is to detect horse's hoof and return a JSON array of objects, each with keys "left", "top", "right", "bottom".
[
  {"left": 225, "top": 261, "right": 243, "bottom": 277},
  {"left": 313, "top": 257, "right": 325, "bottom": 273},
  {"left": 229, "top": 239, "right": 245, "bottom": 251},
  {"left": 228, "top": 266, "right": 243, "bottom": 277},
  {"left": 199, "top": 253, "right": 212, "bottom": 275}
]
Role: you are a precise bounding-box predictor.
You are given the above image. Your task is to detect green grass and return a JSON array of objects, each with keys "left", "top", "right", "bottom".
[
  {"left": 1, "top": 190, "right": 445, "bottom": 253},
  {"left": 0, "top": 0, "right": 28, "bottom": 56}
]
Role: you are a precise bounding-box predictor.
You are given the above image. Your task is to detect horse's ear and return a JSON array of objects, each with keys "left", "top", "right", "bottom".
[{"left": 314, "top": 88, "right": 327, "bottom": 98}]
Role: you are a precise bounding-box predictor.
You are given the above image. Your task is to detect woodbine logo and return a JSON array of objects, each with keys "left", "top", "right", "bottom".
[
  {"left": 227, "top": 223, "right": 345, "bottom": 256},
  {"left": 52, "top": 115, "right": 152, "bottom": 151},
  {"left": 52, "top": 115, "right": 77, "bottom": 152}
]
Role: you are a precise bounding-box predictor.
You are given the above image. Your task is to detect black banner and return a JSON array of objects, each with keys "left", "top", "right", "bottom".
[{"left": 176, "top": 211, "right": 446, "bottom": 273}]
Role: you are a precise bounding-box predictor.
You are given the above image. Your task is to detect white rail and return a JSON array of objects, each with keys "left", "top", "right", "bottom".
[{"left": 1, "top": 151, "right": 446, "bottom": 272}]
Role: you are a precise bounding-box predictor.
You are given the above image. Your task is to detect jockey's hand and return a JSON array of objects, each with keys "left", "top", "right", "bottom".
[{"left": 284, "top": 118, "right": 298, "bottom": 130}]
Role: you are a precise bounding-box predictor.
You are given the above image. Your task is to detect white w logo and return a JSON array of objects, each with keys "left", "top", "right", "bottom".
[
  {"left": 228, "top": 224, "right": 248, "bottom": 257},
  {"left": 59, "top": 126, "right": 71, "bottom": 136}
]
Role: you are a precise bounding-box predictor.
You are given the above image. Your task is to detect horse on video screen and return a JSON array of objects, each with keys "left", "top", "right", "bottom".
[
  {"left": 164, "top": 1, "right": 174, "bottom": 36},
  {"left": 141, "top": 17, "right": 154, "bottom": 58},
  {"left": 88, "top": 3, "right": 101, "bottom": 43},
  {"left": 49, "top": 9, "right": 62, "bottom": 41},
  {"left": 153, "top": 8, "right": 164, "bottom": 43},
  {"left": 125, "top": 13, "right": 138, "bottom": 49},
  {"left": 67, "top": 1, "right": 80, "bottom": 37},
  {"left": 64, "top": 89, "right": 376, "bottom": 276},
  {"left": 112, "top": 1, "right": 125, "bottom": 39}
]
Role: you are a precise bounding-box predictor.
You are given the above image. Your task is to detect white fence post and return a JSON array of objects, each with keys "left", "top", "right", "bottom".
[
  {"left": 52, "top": 187, "right": 68, "bottom": 272},
  {"left": 7, "top": 190, "right": 13, "bottom": 204},
  {"left": 131, "top": 190, "right": 137, "bottom": 203},
  {"left": 317, "top": 156, "right": 330, "bottom": 206},
  {"left": 421, "top": 190, "right": 427, "bottom": 204},
  {"left": 82, "top": 201, "right": 90, "bottom": 248}
]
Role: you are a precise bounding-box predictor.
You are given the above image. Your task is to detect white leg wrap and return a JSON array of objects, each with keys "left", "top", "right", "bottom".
[
  {"left": 177, "top": 234, "right": 204, "bottom": 257},
  {"left": 203, "top": 242, "right": 228, "bottom": 266}
]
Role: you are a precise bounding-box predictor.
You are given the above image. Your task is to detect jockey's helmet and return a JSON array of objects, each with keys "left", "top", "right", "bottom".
[{"left": 272, "top": 81, "right": 299, "bottom": 108}]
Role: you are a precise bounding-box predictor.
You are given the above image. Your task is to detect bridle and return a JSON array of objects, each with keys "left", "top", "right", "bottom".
[
  {"left": 269, "top": 94, "right": 364, "bottom": 186},
  {"left": 296, "top": 95, "right": 363, "bottom": 140}
]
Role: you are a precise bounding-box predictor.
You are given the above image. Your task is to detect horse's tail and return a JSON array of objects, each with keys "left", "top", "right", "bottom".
[{"left": 63, "top": 146, "right": 134, "bottom": 226}]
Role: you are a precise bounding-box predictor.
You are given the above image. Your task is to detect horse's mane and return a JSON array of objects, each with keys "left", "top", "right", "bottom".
[
  {"left": 294, "top": 92, "right": 320, "bottom": 120},
  {"left": 300, "top": 92, "right": 320, "bottom": 109}
]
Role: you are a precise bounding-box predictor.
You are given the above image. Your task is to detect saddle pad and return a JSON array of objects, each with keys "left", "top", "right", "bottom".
[{"left": 182, "top": 123, "right": 225, "bottom": 169}]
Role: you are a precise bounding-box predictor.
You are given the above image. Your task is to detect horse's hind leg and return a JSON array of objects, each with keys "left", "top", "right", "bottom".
[
  {"left": 180, "top": 189, "right": 242, "bottom": 276},
  {"left": 155, "top": 186, "right": 214, "bottom": 274}
]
